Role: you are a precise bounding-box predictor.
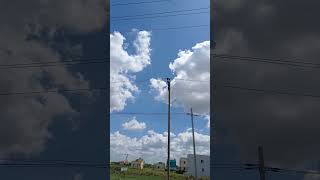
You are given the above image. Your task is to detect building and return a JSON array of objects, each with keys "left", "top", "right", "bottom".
[
  {"left": 185, "top": 154, "right": 210, "bottom": 178},
  {"left": 120, "top": 167, "right": 128, "bottom": 172},
  {"left": 120, "top": 160, "right": 129, "bottom": 166},
  {"left": 180, "top": 158, "right": 188, "bottom": 172},
  {"left": 153, "top": 162, "right": 165, "bottom": 170},
  {"left": 131, "top": 158, "right": 144, "bottom": 169},
  {"left": 166, "top": 159, "right": 177, "bottom": 171}
]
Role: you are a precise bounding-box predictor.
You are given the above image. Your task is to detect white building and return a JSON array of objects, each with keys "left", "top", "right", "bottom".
[
  {"left": 186, "top": 154, "right": 210, "bottom": 178},
  {"left": 131, "top": 158, "right": 144, "bottom": 169},
  {"left": 180, "top": 158, "right": 188, "bottom": 172},
  {"left": 153, "top": 162, "right": 165, "bottom": 170}
]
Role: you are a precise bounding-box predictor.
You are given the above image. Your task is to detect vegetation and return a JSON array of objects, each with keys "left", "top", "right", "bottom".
[{"left": 110, "top": 163, "right": 187, "bottom": 180}]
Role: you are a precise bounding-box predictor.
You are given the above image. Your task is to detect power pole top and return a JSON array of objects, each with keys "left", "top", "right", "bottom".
[
  {"left": 166, "top": 78, "right": 171, "bottom": 180},
  {"left": 258, "top": 146, "right": 266, "bottom": 180}
]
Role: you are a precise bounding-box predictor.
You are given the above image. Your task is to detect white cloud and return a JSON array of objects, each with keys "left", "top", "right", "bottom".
[
  {"left": 150, "top": 41, "right": 210, "bottom": 126},
  {"left": 110, "top": 129, "right": 210, "bottom": 164},
  {"left": 0, "top": 0, "right": 106, "bottom": 155},
  {"left": 205, "top": 115, "right": 210, "bottom": 128},
  {"left": 110, "top": 31, "right": 151, "bottom": 112},
  {"left": 122, "top": 117, "right": 146, "bottom": 131}
]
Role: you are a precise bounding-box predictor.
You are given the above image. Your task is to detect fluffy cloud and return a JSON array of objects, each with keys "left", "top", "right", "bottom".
[
  {"left": 205, "top": 115, "right": 210, "bottom": 128},
  {"left": 0, "top": 0, "right": 105, "bottom": 156},
  {"left": 110, "top": 129, "right": 210, "bottom": 164},
  {"left": 122, "top": 117, "right": 146, "bottom": 131},
  {"left": 110, "top": 31, "right": 151, "bottom": 112},
  {"left": 0, "top": 0, "right": 106, "bottom": 33},
  {"left": 213, "top": 0, "right": 320, "bottom": 167},
  {"left": 150, "top": 41, "right": 210, "bottom": 126}
]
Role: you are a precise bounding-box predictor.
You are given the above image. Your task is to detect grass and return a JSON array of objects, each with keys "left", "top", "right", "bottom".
[{"left": 110, "top": 163, "right": 187, "bottom": 180}]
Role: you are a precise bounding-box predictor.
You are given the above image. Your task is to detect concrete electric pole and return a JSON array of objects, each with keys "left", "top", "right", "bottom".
[
  {"left": 166, "top": 78, "right": 171, "bottom": 180},
  {"left": 258, "top": 146, "right": 266, "bottom": 180},
  {"left": 190, "top": 108, "right": 198, "bottom": 180}
]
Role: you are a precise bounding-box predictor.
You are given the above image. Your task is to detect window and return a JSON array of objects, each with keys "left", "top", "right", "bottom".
[
  {"left": 184, "top": 161, "right": 186, "bottom": 164},
  {"left": 202, "top": 168, "right": 204, "bottom": 172},
  {"left": 201, "top": 160, "right": 204, "bottom": 163}
]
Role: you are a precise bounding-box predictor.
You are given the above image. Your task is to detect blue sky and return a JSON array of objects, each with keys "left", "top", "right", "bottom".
[{"left": 110, "top": 0, "right": 210, "bottom": 164}]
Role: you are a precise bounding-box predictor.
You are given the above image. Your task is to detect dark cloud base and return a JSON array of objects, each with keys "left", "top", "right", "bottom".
[
  {"left": 0, "top": 0, "right": 109, "bottom": 179},
  {"left": 212, "top": 0, "right": 320, "bottom": 168}
]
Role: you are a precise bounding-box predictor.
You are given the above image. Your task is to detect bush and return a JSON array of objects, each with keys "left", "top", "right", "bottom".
[{"left": 175, "top": 169, "right": 184, "bottom": 174}]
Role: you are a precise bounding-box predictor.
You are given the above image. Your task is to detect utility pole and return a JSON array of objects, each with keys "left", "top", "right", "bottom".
[
  {"left": 166, "top": 78, "right": 171, "bottom": 180},
  {"left": 190, "top": 108, "right": 198, "bottom": 180},
  {"left": 258, "top": 146, "right": 266, "bottom": 180}
]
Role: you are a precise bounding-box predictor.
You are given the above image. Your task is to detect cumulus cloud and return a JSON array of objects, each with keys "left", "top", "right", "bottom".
[
  {"left": 0, "top": 0, "right": 106, "bottom": 33},
  {"left": 110, "top": 31, "right": 151, "bottom": 112},
  {"left": 110, "top": 129, "right": 210, "bottom": 163},
  {"left": 150, "top": 41, "right": 210, "bottom": 126},
  {"left": 0, "top": 0, "right": 105, "bottom": 156},
  {"left": 122, "top": 117, "right": 146, "bottom": 131},
  {"left": 205, "top": 115, "right": 210, "bottom": 128},
  {"left": 213, "top": 0, "right": 320, "bottom": 167}
]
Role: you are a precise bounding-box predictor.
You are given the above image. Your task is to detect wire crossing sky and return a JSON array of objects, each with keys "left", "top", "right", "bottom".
[{"left": 110, "top": 0, "right": 210, "bottom": 164}]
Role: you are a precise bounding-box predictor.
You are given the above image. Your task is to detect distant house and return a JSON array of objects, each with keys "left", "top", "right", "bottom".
[
  {"left": 120, "top": 167, "right": 128, "bottom": 172},
  {"left": 131, "top": 158, "right": 144, "bottom": 169},
  {"left": 180, "top": 158, "right": 188, "bottom": 172},
  {"left": 185, "top": 154, "right": 210, "bottom": 178},
  {"left": 166, "top": 159, "right": 177, "bottom": 171},
  {"left": 153, "top": 162, "right": 165, "bottom": 170},
  {"left": 120, "top": 160, "right": 129, "bottom": 166}
]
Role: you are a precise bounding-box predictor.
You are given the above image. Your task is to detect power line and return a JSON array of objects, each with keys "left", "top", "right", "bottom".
[
  {"left": 110, "top": 112, "right": 186, "bottom": 115},
  {"left": 216, "top": 84, "right": 320, "bottom": 99},
  {"left": 110, "top": 112, "right": 206, "bottom": 117},
  {"left": 0, "top": 162, "right": 106, "bottom": 169},
  {"left": 110, "top": 79, "right": 150, "bottom": 84},
  {"left": 266, "top": 166, "right": 320, "bottom": 175},
  {"left": 0, "top": 158, "right": 107, "bottom": 164},
  {"left": 174, "top": 78, "right": 209, "bottom": 83},
  {"left": 0, "top": 159, "right": 107, "bottom": 169},
  {"left": 0, "top": 57, "right": 109, "bottom": 70},
  {"left": 2, "top": 159, "right": 319, "bottom": 176},
  {"left": 111, "top": 11, "right": 209, "bottom": 21},
  {"left": 213, "top": 53, "right": 320, "bottom": 69},
  {"left": 111, "top": 0, "right": 169, "bottom": 6},
  {"left": 0, "top": 159, "right": 245, "bottom": 168},
  {"left": 0, "top": 57, "right": 109, "bottom": 66},
  {"left": 111, "top": 7, "right": 210, "bottom": 19},
  {"left": 112, "top": 24, "right": 209, "bottom": 34},
  {"left": 0, "top": 59, "right": 109, "bottom": 70},
  {"left": 111, "top": 77, "right": 209, "bottom": 84},
  {"left": 0, "top": 87, "right": 107, "bottom": 96},
  {"left": 149, "top": 24, "right": 209, "bottom": 31}
]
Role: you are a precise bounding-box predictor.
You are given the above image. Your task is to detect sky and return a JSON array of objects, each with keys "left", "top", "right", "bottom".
[
  {"left": 212, "top": 0, "right": 320, "bottom": 180},
  {"left": 109, "top": 0, "right": 210, "bottom": 165},
  {"left": 0, "top": 0, "right": 107, "bottom": 180},
  {"left": 1, "top": 0, "right": 319, "bottom": 180}
]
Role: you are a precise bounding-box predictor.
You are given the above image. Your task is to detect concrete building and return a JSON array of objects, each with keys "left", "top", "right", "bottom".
[
  {"left": 153, "top": 162, "right": 165, "bottom": 170},
  {"left": 131, "top": 158, "right": 144, "bottom": 169},
  {"left": 180, "top": 158, "right": 188, "bottom": 172},
  {"left": 120, "top": 160, "right": 129, "bottom": 166},
  {"left": 186, "top": 154, "right": 210, "bottom": 178}
]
